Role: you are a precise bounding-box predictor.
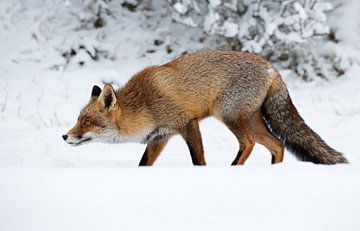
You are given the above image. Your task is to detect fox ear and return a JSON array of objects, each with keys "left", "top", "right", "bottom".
[
  {"left": 98, "top": 84, "right": 117, "bottom": 110},
  {"left": 90, "top": 85, "right": 102, "bottom": 101}
]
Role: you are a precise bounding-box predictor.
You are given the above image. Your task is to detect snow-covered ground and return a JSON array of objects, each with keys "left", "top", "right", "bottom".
[
  {"left": 1, "top": 165, "right": 360, "bottom": 231},
  {"left": 1, "top": 1, "right": 360, "bottom": 231}
]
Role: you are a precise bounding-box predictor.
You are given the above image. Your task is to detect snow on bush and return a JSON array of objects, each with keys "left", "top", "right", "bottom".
[
  {"left": 169, "top": 0, "right": 349, "bottom": 80},
  {"left": 2, "top": 0, "right": 195, "bottom": 71},
  {"left": 1, "top": 0, "right": 147, "bottom": 70},
  {"left": 2, "top": 0, "right": 356, "bottom": 80},
  {"left": 34, "top": 0, "right": 117, "bottom": 69}
]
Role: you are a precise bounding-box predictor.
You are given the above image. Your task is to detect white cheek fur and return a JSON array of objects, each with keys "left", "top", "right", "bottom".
[
  {"left": 85, "top": 129, "right": 150, "bottom": 144},
  {"left": 67, "top": 127, "right": 156, "bottom": 145},
  {"left": 65, "top": 135, "right": 80, "bottom": 144},
  {"left": 85, "top": 130, "right": 121, "bottom": 144}
]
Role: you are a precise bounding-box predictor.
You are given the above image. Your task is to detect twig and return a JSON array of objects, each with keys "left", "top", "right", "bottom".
[
  {"left": 310, "top": 0, "right": 317, "bottom": 10},
  {"left": 37, "top": 110, "right": 49, "bottom": 128},
  {"left": 16, "top": 92, "right": 22, "bottom": 118},
  {"left": 0, "top": 91, "right": 8, "bottom": 113}
]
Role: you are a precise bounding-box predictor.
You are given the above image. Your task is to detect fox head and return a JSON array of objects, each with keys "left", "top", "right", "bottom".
[{"left": 63, "top": 84, "right": 121, "bottom": 146}]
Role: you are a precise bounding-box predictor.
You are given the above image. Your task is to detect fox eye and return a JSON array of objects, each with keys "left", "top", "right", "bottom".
[{"left": 83, "top": 120, "right": 91, "bottom": 126}]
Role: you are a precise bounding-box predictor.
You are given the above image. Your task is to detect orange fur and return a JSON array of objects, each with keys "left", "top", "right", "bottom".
[{"left": 64, "top": 51, "right": 347, "bottom": 165}]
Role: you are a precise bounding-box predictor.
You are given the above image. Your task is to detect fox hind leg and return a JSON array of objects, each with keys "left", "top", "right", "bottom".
[
  {"left": 224, "top": 118, "right": 255, "bottom": 165},
  {"left": 250, "top": 112, "right": 284, "bottom": 164},
  {"left": 179, "top": 118, "right": 206, "bottom": 166}
]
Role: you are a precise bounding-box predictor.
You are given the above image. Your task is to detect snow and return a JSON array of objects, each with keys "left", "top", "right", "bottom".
[
  {"left": 294, "top": 2, "right": 308, "bottom": 20},
  {"left": 330, "top": 0, "right": 360, "bottom": 47},
  {"left": 1, "top": 1, "right": 360, "bottom": 231},
  {"left": 173, "top": 2, "right": 187, "bottom": 14},
  {"left": 222, "top": 21, "right": 238, "bottom": 37},
  {"left": 1, "top": 166, "right": 360, "bottom": 231},
  {"left": 209, "top": 0, "right": 221, "bottom": 8}
]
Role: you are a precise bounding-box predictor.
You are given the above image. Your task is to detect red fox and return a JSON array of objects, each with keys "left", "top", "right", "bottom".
[{"left": 63, "top": 50, "right": 347, "bottom": 166}]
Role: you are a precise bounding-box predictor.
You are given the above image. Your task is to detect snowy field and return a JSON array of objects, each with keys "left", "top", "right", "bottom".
[{"left": 1, "top": 1, "right": 360, "bottom": 231}]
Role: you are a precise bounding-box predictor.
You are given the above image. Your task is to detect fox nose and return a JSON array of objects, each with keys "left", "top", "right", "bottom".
[{"left": 62, "top": 134, "right": 68, "bottom": 141}]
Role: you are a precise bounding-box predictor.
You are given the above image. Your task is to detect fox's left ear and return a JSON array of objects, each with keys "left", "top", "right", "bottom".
[
  {"left": 90, "top": 85, "right": 102, "bottom": 102},
  {"left": 98, "top": 84, "right": 117, "bottom": 110}
]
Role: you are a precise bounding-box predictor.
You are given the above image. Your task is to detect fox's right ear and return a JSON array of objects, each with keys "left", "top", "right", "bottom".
[{"left": 90, "top": 85, "right": 102, "bottom": 102}]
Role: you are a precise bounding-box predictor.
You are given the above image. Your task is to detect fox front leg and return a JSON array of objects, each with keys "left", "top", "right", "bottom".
[{"left": 139, "top": 135, "right": 170, "bottom": 166}]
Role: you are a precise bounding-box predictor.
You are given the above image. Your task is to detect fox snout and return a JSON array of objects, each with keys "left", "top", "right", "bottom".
[
  {"left": 62, "top": 134, "right": 84, "bottom": 142},
  {"left": 62, "top": 123, "right": 94, "bottom": 146},
  {"left": 62, "top": 132, "right": 93, "bottom": 146}
]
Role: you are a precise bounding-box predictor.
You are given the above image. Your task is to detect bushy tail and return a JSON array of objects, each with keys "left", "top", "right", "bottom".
[{"left": 262, "top": 80, "right": 348, "bottom": 164}]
